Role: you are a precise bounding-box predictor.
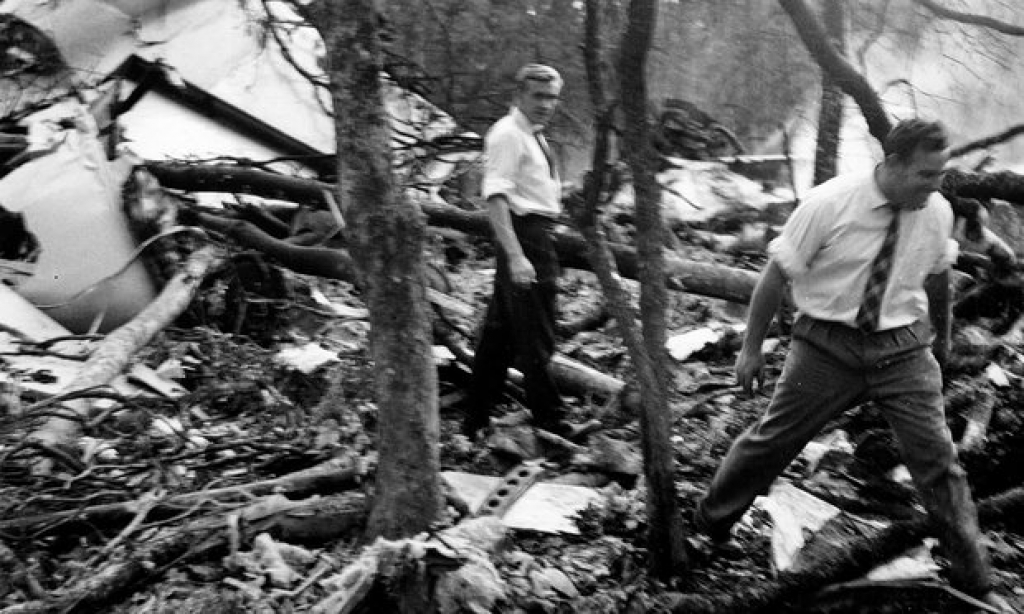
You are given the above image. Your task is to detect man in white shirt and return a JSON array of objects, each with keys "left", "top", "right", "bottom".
[
  {"left": 693, "top": 120, "right": 1011, "bottom": 612},
  {"left": 463, "top": 64, "right": 590, "bottom": 441}
]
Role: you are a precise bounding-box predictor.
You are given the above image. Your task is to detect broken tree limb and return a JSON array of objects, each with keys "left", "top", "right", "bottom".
[
  {"left": 778, "top": 0, "right": 892, "bottom": 143},
  {"left": 27, "top": 245, "right": 223, "bottom": 450},
  {"left": 978, "top": 485, "right": 1024, "bottom": 533},
  {"left": 147, "top": 161, "right": 761, "bottom": 303},
  {"left": 665, "top": 485, "right": 1024, "bottom": 614},
  {"left": 666, "top": 516, "right": 932, "bottom": 614},
  {"left": 0, "top": 492, "right": 366, "bottom": 614},
  {"left": 943, "top": 169, "right": 1024, "bottom": 207},
  {"left": 0, "top": 454, "right": 365, "bottom": 538},
  {"left": 148, "top": 162, "right": 333, "bottom": 205},
  {"left": 427, "top": 289, "right": 633, "bottom": 408},
  {"left": 192, "top": 211, "right": 359, "bottom": 284},
  {"left": 420, "top": 201, "right": 760, "bottom": 303}
]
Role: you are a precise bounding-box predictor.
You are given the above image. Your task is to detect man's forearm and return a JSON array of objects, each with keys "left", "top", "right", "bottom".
[
  {"left": 486, "top": 195, "right": 525, "bottom": 260},
  {"left": 925, "top": 269, "right": 951, "bottom": 367},
  {"left": 742, "top": 259, "right": 787, "bottom": 351}
]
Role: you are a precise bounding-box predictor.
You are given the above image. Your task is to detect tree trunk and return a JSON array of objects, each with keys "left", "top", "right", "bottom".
[
  {"left": 619, "top": 0, "right": 689, "bottom": 580},
  {"left": 812, "top": 0, "right": 845, "bottom": 186},
  {"left": 779, "top": 0, "right": 892, "bottom": 143},
  {"left": 942, "top": 169, "right": 1024, "bottom": 205},
  {"left": 314, "top": 0, "right": 441, "bottom": 541}
]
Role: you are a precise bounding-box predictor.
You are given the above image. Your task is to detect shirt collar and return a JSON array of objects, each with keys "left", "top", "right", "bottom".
[
  {"left": 511, "top": 107, "right": 545, "bottom": 134},
  {"left": 868, "top": 166, "right": 892, "bottom": 210}
]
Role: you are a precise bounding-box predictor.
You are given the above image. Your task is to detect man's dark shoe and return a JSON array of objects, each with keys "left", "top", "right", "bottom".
[
  {"left": 692, "top": 503, "right": 733, "bottom": 545},
  {"left": 540, "top": 418, "right": 602, "bottom": 443}
]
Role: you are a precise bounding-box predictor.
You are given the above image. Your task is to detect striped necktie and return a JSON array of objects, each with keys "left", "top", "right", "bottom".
[{"left": 855, "top": 209, "right": 900, "bottom": 332}]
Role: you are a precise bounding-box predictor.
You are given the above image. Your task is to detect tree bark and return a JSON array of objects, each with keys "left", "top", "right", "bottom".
[
  {"left": 147, "top": 162, "right": 332, "bottom": 205},
  {"left": 430, "top": 289, "right": 630, "bottom": 406},
  {"left": 0, "top": 493, "right": 366, "bottom": 614},
  {"left": 146, "top": 161, "right": 765, "bottom": 301},
  {"left": 779, "top": 0, "right": 892, "bottom": 143},
  {"left": 618, "top": 0, "right": 689, "bottom": 579},
  {"left": 0, "top": 455, "right": 364, "bottom": 537},
  {"left": 664, "top": 485, "right": 1024, "bottom": 613},
  {"left": 812, "top": 0, "right": 845, "bottom": 186},
  {"left": 314, "top": 0, "right": 442, "bottom": 541},
  {"left": 193, "top": 211, "right": 359, "bottom": 283},
  {"left": 942, "top": 169, "right": 1024, "bottom": 205}
]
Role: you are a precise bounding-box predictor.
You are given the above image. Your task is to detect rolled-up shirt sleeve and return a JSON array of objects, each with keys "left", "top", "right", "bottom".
[
  {"left": 481, "top": 128, "right": 521, "bottom": 201},
  {"left": 768, "top": 200, "right": 828, "bottom": 279},
  {"left": 931, "top": 238, "right": 959, "bottom": 274},
  {"left": 929, "top": 197, "right": 958, "bottom": 274}
]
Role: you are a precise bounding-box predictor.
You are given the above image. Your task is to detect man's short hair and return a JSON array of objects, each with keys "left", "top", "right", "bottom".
[
  {"left": 515, "top": 63, "right": 563, "bottom": 91},
  {"left": 883, "top": 119, "right": 949, "bottom": 162}
]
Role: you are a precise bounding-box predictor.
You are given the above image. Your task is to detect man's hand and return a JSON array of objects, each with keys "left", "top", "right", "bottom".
[
  {"left": 735, "top": 345, "right": 766, "bottom": 396},
  {"left": 508, "top": 255, "right": 537, "bottom": 287}
]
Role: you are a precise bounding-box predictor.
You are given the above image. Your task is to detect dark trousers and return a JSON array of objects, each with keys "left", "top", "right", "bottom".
[
  {"left": 468, "top": 214, "right": 564, "bottom": 427},
  {"left": 697, "top": 316, "right": 991, "bottom": 595}
]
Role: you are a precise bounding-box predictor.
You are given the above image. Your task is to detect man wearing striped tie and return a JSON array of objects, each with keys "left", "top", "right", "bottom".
[{"left": 694, "top": 120, "right": 1011, "bottom": 612}]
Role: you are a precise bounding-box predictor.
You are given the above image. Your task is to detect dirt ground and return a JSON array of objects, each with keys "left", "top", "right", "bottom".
[{"left": 1, "top": 229, "right": 1022, "bottom": 613}]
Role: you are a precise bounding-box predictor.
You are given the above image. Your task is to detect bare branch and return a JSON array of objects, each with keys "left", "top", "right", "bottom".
[
  {"left": 779, "top": 0, "right": 893, "bottom": 142},
  {"left": 951, "top": 124, "right": 1024, "bottom": 159},
  {"left": 911, "top": 0, "right": 1024, "bottom": 36},
  {"left": 259, "top": 0, "right": 333, "bottom": 118}
]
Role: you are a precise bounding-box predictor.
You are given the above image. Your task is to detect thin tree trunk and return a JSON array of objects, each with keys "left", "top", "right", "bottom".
[
  {"left": 813, "top": 0, "right": 845, "bottom": 186},
  {"left": 313, "top": 0, "right": 441, "bottom": 541},
  {"left": 618, "top": 0, "right": 689, "bottom": 579},
  {"left": 779, "top": 0, "right": 892, "bottom": 142}
]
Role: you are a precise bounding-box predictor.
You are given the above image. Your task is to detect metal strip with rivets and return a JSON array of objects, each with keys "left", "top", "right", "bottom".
[{"left": 474, "top": 461, "right": 547, "bottom": 519}]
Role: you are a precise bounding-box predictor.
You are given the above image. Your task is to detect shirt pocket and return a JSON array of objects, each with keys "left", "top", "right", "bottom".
[{"left": 818, "top": 221, "right": 880, "bottom": 269}]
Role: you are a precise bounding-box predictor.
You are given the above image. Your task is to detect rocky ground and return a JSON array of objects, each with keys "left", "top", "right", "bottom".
[{"left": 1, "top": 225, "right": 1022, "bottom": 613}]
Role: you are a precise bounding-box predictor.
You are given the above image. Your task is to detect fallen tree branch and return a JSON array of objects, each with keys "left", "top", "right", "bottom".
[
  {"left": 951, "top": 124, "right": 1024, "bottom": 159},
  {"left": 665, "top": 485, "right": 1024, "bottom": 613},
  {"left": 27, "top": 245, "right": 223, "bottom": 450},
  {"left": 814, "top": 578, "right": 1004, "bottom": 613},
  {"left": 0, "top": 454, "right": 364, "bottom": 538},
  {"left": 192, "top": 211, "right": 359, "bottom": 283},
  {"left": 84, "top": 489, "right": 163, "bottom": 569},
  {"left": 910, "top": 0, "right": 1024, "bottom": 36},
  {"left": 427, "top": 289, "right": 633, "bottom": 409},
  {"left": 148, "top": 161, "right": 761, "bottom": 302},
  {"left": 420, "top": 201, "right": 761, "bottom": 303},
  {"left": 0, "top": 492, "right": 366, "bottom": 614},
  {"left": 942, "top": 169, "right": 1024, "bottom": 206}
]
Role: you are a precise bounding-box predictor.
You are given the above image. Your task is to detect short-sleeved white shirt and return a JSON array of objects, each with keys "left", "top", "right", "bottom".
[
  {"left": 769, "top": 170, "right": 958, "bottom": 330},
  {"left": 481, "top": 108, "right": 561, "bottom": 218}
]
